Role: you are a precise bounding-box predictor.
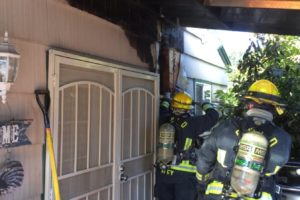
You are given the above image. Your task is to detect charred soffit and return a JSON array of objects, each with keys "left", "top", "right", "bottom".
[
  {"left": 204, "top": 7, "right": 300, "bottom": 35},
  {"left": 66, "top": 0, "right": 161, "bottom": 68},
  {"left": 66, "top": 0, "right": 300, "bottom": 67},
  {"left": 144, "top": 0, "right": 300, "bottom": 35}
]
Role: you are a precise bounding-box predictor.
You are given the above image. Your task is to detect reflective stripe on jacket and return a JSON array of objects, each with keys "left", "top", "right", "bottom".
[{"left": 170, "top": 160, "right": 197, "bottom": 173}]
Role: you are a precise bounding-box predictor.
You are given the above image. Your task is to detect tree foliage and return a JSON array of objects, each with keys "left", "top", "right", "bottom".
[{"left": 216, "top": 34, "right": 300, "bottom": 158}]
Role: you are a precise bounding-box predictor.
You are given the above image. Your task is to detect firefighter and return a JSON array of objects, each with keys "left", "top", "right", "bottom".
[
  {"left": 155, "top": 91, "right": 219, "bottom": 200},
  {"left": 195, "top": 79, "right": 292, "bottom": 200}
]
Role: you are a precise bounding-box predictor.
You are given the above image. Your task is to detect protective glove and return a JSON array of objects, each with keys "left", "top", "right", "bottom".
[
  {"left": 201, "top": 102, "right": 214, "bottom": 111},
  {"left": 160, "top": 98, "right": 170, "bottom": 110}
]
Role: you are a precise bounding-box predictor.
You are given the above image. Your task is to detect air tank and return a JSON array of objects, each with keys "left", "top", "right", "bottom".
[
  {"left": 157, "top": 123, "right": 175, "bottom": 164},
  {"left": 231, "top": 130, "right": 268, "bottom": 196}
]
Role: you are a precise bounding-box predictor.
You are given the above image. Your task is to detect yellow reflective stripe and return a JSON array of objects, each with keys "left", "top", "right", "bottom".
[
  {"left": 161, "top": 101, "right": 170, "bottom": 109},
  {"left": 196, "top": 171, "right": 210, "bottom": 181},
  {"left": 217, "top": 148, "right": 228, "bottom": 168},
  {"left": 205, "top": 181, "right": 224, "bottom": 195},
  {"left": 235, "top": 129, "right": 240, "bottom": 137},
  {"left": 266, "top": 166, "right": 281, "bottom": 176},
  {"left": 244, "top": 192, "right": 272, "bottom": 200},
  {"left": 196, "top": 171, "right": 203, "bottom": 181},
  {"left": 182, "top": 160, "right": 189, "bottom": 165},
  {"left": 269, "top": 137, "right": 278, "bottom": 147},
  {"left": 260, "top": 192, "right": 272, "bottom": 200},
  {"left": 170, "top": 166, "right": 196, "bottom": 173},
  {"left": 170, "top": 161, "right": 196, "bottom": 173},
  {"left": 184, "top": 138, "right": 193, "bottom": 150},
  {"left": 181, "top": 121, "right": 188, "bottom": 128},
  {"left": 228, "top": 192, "right": 238, "bottom": 198}
]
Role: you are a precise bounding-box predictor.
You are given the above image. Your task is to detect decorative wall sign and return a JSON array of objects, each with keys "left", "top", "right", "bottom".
[
  {"left": 0, "top": 160, "right": 24, "bottom": 195},
  {"left": 0, "top": 120, "right": 32, "bottom": 148}
]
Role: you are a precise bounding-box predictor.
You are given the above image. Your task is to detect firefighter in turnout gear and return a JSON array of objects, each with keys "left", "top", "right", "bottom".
[
  {"left": 155, "top": 92, "right": 219, "bottom": 200},
  {"left": 195, "top": 79, "right": 292, "bottom": 200}
]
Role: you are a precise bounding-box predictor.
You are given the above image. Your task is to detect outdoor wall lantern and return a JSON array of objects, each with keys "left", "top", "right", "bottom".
[{"left": 0, "top": 32, "right": 20, "bottom": 104}]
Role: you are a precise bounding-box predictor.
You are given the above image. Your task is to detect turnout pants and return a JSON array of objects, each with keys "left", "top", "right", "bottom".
[{"left": 155, "top": 169, "right": 199, "bottom": 200}]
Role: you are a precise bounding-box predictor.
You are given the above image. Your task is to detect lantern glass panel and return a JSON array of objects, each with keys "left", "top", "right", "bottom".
[
  {"left": 8, "top": 56, "right": 19, "bottom": 82},
  {"left": 0, "top": 56, "right": 8, "bottom": 82}
]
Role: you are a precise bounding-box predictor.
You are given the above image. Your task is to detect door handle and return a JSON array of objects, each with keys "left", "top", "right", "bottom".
[
  {"left": 119, "top": 165, "right": 125, "bottom": 172},
  {"left": 120, "top": 173, "right": 128, "bottom": 182}
]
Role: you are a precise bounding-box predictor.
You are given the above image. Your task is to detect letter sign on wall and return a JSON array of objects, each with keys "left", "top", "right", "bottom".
[{"left": 0, "top": 120, "right": 31, "bottom": 148}]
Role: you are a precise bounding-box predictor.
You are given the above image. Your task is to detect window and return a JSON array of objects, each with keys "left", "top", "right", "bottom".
[
  {"left": 193, "top": 81, "right": 227, "bottom": 116},
  {"left": 194, "top": 82, "right": 212, "bottom": 115}
]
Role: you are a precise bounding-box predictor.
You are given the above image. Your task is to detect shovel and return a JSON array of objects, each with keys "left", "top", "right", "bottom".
[{"left": 35, "top": 89, "right": 61, "bottom": 200}]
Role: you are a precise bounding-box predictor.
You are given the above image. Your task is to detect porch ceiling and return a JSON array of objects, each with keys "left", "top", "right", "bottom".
[
  {"left": 67, "top": 0, "right": 300, "bottom": 35},
  {"left": 143, "top": 0, "right": 300, "bottom": 35}
]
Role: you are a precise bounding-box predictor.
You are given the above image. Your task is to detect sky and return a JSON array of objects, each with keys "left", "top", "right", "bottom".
[
  {"left": 187, "top": 27, "right": 255, "bottom": 64},
  {"left": 216, "top": 30, "right": 254, "bottom": 56}
]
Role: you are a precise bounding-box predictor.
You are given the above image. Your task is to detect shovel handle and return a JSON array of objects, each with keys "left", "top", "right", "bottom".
[
  {"left": 35, "top": 89, "right": 61, "bottom": 200},
  {"left": 46, "top": 128, "right": 61, "bottom": 200},
  {"left": 35, "top": 90, "right": 51, "bottom": 127}
]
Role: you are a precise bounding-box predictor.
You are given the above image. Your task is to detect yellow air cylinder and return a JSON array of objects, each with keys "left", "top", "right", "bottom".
[
  {"left": 231, "top": 130, "right": 268, "bottom": 197},
  {"left": 157, "top": 123, "right": 175, "bottom": 164}
]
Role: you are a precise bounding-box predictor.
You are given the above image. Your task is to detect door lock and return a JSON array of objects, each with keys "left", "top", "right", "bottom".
[{"left": 120, "top": 173, "right": 128, "bottom": 182}]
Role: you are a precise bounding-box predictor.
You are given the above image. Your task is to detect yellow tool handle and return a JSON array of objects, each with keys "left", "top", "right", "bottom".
[{"left": 46, "top": 128, "right": 61, "bottom": 200}]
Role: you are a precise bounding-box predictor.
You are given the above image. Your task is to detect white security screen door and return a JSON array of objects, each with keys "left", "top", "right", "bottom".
[
  {"left": 48, "top": 50, "right": 158, "bottom": 200},
  {"left": 119, "top": 70, "right": 158, "bottom": 200}
]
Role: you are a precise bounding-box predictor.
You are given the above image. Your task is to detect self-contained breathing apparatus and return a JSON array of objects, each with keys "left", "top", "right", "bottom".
[
  {"left": 157, "top": 123, "right": 175, "bottom": 167},
  {"left": 203, "top": 80, "right": 285, "bottom": 200},
  {"left": 156, "top": 92, "right": 199, "bottom": 171},
  {"left": 219, "top": 128, "right": 269, "bottom": 200},
  {"left": 231, "top": 129, "right": 268, "bottom": 197},
  {"left": 156, "top": 122, "right": 199, "bottom": 171},
  {"left": 222, "top": 79, "right": 284, "bottom": 199}
]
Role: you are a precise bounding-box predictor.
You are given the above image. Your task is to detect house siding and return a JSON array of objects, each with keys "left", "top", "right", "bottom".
[
  {"left": 0, "top": 0, "right": 148, "bottom": 199},
  {"left": 181, "top": 30, "right": 228, "bottom": 86},
  {"left": 181, "top": 53, "right": 228, "bottom": 86}
]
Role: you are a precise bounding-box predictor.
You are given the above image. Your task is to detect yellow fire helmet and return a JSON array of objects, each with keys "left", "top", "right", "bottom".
[
  {"left": 171, "top": 92, "right": 193, "bottom": 110},
  {"left": 244, "top": 79, "right": 285, "bottom": 115}
]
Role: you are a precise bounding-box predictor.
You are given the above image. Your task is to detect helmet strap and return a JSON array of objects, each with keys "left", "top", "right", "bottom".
[{"left": 275, "top": 106, "right": 284, "bottom": 115}]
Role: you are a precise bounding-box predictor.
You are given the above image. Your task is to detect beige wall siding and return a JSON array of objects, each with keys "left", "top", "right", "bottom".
[
  {"left": 0, "top": 0, "right": 147, "bottom": 67},
  {"left": 0, "top": 0, "right": 149, "bottom": 199}
]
